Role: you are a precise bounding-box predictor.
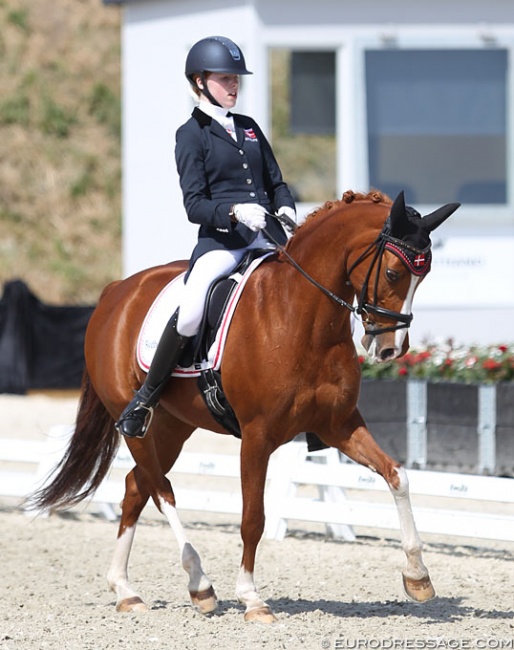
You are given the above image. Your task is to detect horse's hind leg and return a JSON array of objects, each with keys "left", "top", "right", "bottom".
[
  {"left": 108, "top": 469, "right": 217, "bottom": 614},
  {"left": 333, "top": 418, "right": 435, "bottom": 603},
  {"left": 107, "top": 469, "right": 151, "bottom": 612},
  {"left": 107, "top": 415, "right": 217, "bottom": 614},
  {"left": 157, "top": 491, "right": 217, "bottom": 614}
]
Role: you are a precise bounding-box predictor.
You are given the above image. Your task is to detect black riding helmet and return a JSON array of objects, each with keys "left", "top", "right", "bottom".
[{"left": 185, "top": 36, "right": 252, "bottom": 106}]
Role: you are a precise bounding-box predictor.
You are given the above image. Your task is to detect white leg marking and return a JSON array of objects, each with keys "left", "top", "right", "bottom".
[
  {"left": 389, "top": 466, "right": 429, "bottom": 581},
  {"left": 159, "top": 498, "right": 212, "bottom": 594},
  {"left": 107, "top": 526, "right": 144, "bottom": 605},
  {"left": 235, "top": 566, "right": 269, "bottom": 612}
]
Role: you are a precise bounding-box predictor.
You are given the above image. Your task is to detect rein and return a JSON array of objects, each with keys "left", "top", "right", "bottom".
[
  {"left": 263, "top": 212, "right": 415, "bottom": 336},
  {"left": 262, "top": 225, "right": 356, "bottom": 312}
]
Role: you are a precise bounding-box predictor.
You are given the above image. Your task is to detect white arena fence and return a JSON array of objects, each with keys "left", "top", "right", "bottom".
[{"left": 0, "top": 424, "right": 513, "bottom": 543}]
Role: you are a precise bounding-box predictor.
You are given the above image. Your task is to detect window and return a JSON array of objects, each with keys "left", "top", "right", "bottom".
[
  {"left": 269, "top": 48, "right": 337, "bottom": 204},
  {"left": 365, "top": 49, "right": 508, "bottom": 206}
]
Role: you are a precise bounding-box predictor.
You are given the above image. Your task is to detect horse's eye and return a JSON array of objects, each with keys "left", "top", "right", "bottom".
[{"left": 386, "top": 268, "right": 400, "bottom": 283}]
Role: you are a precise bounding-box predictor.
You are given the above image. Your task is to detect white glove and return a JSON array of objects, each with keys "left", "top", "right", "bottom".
[
  {"left": 231, "top": 203, "right": 267, "bottom": 232},
  {"left": 276, "top": 205, "right": 297, "bottom": 234},
  {"left": 277, "top": 206, "right": 296, "bottom": 222}
]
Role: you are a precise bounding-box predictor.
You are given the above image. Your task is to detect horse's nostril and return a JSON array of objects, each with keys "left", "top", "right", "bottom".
[{"left": 380, "top": 348, "right": 396, "bottom": 361}]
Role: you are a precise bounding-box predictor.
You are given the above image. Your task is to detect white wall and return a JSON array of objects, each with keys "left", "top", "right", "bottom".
[{"left": 122, "top": 1, "right": 264, "bottom": 276}]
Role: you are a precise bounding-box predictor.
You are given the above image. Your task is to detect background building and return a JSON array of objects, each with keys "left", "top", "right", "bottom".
[{"left": 104, "top": 0, "right": 514, "bottom": 345}]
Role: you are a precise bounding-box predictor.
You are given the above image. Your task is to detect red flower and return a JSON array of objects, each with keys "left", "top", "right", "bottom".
[
  {"left": 398, "top": 366, "right": 408, "bottom": 376},
  {"left": 482, "top": 359, "right": 502, "bottom": 371}
]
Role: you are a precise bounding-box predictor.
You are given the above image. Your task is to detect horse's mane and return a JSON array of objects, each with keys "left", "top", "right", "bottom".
[
  {"left": 301, "top": 189, "right": 392, "bottom": 227},
  {"left": 284, "top": 190, "right": 392, "bottom": 251}
]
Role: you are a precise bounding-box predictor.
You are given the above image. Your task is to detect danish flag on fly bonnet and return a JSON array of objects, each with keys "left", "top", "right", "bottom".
[{"left": 382, "top": 191, "right": 460, "bottom": 276}]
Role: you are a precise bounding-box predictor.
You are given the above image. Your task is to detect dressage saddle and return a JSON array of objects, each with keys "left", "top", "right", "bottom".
[{"left": 188, "top": 249, "right": 327, "bottom": 453}]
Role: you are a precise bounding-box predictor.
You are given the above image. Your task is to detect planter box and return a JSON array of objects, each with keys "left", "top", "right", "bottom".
[
  {"left": 357, "top": 380, "right": 407, "bottom": 464},
  {"left": 357, "top": 380, "right": 514, "bottom": 477},
  {"left": 496, "top": 384, "right": 514, "bottom": 477},
  {"left": 426, "top": 383, "right": 478, "bottom": 474}
]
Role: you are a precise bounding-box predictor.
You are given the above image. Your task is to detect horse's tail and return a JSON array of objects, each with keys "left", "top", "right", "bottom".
[{"left": 25, "top": 370, "right": 120, "bottom": 513}]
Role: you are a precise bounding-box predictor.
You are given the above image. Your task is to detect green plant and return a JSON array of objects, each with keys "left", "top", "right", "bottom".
[
  {"left": 0, "top": 207, "right": 23, "bottom": 224},
  {"left": 359, "top": 341, "right": 514, "bottom": 384},
  {"left": 0, "top": 93, "right": 30, "bottom": 126},
  {"left": 88, "top": 82, "right": 121, "bottom": 137},
  {"left": 40, "top": 96, "right": 76, "bottom": 137},
  {"left": 71, "top": 158, "right": 98, "bottom": 198},
  {"left": 7, "top": 8, "right": 29, "bottom": 32}
]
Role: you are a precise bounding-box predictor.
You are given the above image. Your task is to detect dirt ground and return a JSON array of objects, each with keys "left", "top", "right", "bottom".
[{"left": 1, "top": 393, "right": 513, "bottom": 650}]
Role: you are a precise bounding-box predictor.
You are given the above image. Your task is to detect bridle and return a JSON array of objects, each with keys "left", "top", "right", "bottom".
[
  {"left": 264, "top": 213, "right": 430, "bottom": 337},
  {"left": 345, "top": 226, "right": 415, "bottom": 335}
]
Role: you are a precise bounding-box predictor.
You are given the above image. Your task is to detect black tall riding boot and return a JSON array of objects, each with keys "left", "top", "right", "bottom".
[{"left": 115, "top": 310, "right": 189, "bottom": 438}]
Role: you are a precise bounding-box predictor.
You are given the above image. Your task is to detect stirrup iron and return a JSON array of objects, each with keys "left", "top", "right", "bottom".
[{"left": 137, "top": 403, "right": 155, "bottom": 437}]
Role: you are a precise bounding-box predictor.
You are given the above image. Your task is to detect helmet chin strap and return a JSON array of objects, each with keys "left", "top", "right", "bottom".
[{"left": 199, "top": 72, "right": 222, "bottom": 108}]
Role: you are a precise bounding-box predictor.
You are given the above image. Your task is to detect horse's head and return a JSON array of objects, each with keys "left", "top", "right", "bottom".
[{"left": 351, "top": 191, "right": 460, "bottom": 362}]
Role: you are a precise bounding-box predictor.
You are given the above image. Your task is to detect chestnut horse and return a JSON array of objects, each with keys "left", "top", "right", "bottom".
[{"left": 28, "top": 190, "right": 459, "bottom": 623}]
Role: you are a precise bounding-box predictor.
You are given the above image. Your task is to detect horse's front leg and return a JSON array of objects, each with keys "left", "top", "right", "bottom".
[
  {"left": 389, "top": 465, "right": 435, "bottom": 602},
  {"left": 236, "top": 434, "right": 277, "bottom": 623},
  {"left": 332, "top": 418, "right": 435, "bottom": 603}
]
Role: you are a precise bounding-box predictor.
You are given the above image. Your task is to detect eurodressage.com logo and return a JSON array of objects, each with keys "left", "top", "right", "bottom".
[{"left": 321, "top": 639, "right": 514, "bottom": 650}]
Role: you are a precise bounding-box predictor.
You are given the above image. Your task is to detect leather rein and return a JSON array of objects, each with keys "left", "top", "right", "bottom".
[{"left": 264, "top": 212, "right": 417, "bottom": 336}]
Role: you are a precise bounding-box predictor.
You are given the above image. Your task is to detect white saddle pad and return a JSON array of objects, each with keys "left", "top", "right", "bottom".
[{"left": 136, "top": 253, "right": 272, "bottom": 378}]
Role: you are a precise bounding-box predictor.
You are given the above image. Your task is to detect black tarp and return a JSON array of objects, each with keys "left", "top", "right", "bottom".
[{"left": 0, "top": 280, "right": 94, "bottom": 394}]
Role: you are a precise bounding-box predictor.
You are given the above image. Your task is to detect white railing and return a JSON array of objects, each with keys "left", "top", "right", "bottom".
[{"left": 1, "top": 425, "right": 513, "bottom": 542}]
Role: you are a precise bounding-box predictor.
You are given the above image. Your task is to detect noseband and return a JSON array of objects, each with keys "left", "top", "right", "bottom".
[{"left": 264, "top": 214, "right": 431, "bottom": 337}]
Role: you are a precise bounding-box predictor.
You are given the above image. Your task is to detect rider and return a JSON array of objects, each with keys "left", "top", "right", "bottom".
[{"left": 116, "top": 35, "right": 296, "bottom": 438}]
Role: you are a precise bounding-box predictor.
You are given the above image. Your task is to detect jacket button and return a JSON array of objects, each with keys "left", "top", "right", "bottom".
[
  {"left": 249, "top": 192, "right": 256, "bottom": 198},
  {"left": 239, "top": 150, "right": 244, "bottom": 155},
  {"left": 242, "top": 163, "right": 249, "bottom": 169},
  {"left": 246, "top": 178, "right": 253, "bottom": 185}
]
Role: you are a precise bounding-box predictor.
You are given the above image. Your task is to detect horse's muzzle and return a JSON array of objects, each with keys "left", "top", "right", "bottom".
[{"left": 361, "top": 328, "right": 409, "bottom": 363}]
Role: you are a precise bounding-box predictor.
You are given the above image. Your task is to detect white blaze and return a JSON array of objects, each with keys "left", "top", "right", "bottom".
[{"left": 394, "top": 274, "right": 421, "bottom": 350}]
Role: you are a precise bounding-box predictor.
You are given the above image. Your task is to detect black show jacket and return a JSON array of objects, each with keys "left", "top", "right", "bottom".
[{"left": 175, "top": 107, "right": 294, "bottom": 265}]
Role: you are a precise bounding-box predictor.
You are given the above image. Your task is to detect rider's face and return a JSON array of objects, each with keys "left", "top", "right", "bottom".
[{"left": 202, "top": 73, "right": 240, "bottom": 109}]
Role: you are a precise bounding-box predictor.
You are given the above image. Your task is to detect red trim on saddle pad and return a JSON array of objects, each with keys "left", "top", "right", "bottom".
[{"left": 136, "top": 254, "right": 272, "bottom": 378}]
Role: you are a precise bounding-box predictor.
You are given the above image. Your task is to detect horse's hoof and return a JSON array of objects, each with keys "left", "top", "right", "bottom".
[
  {"left": 116, "top": 596, "right": 150, "bottom": 613},
  {"left": 403, "top": 575, "right": 436, "bottom": 603},
  {"left": 190, "top": 586, "right": 218, "bottom": 615},
  {"left": 244, "top": 605, "right": 277, "bottom": 624}
]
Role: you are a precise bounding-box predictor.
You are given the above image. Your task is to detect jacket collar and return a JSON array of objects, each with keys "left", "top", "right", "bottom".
[
  {"left": 192, "top": 106, "right": 236, "bottom": 124},
  {"left": 192, "top": 107, "right": 242, "bottom": 146}
]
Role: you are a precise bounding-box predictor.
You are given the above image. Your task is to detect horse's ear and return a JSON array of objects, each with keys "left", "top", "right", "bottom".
[
  {"left": 388, "top": 191, "right": 409, "bottom": 236},
  {"left": 422, "top": 203, "right": 461, "bottom": 232}
]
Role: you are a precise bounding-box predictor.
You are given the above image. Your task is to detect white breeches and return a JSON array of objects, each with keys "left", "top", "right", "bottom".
[{"left": 176, "top": 233, "right": 274, "bottom": 338}]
